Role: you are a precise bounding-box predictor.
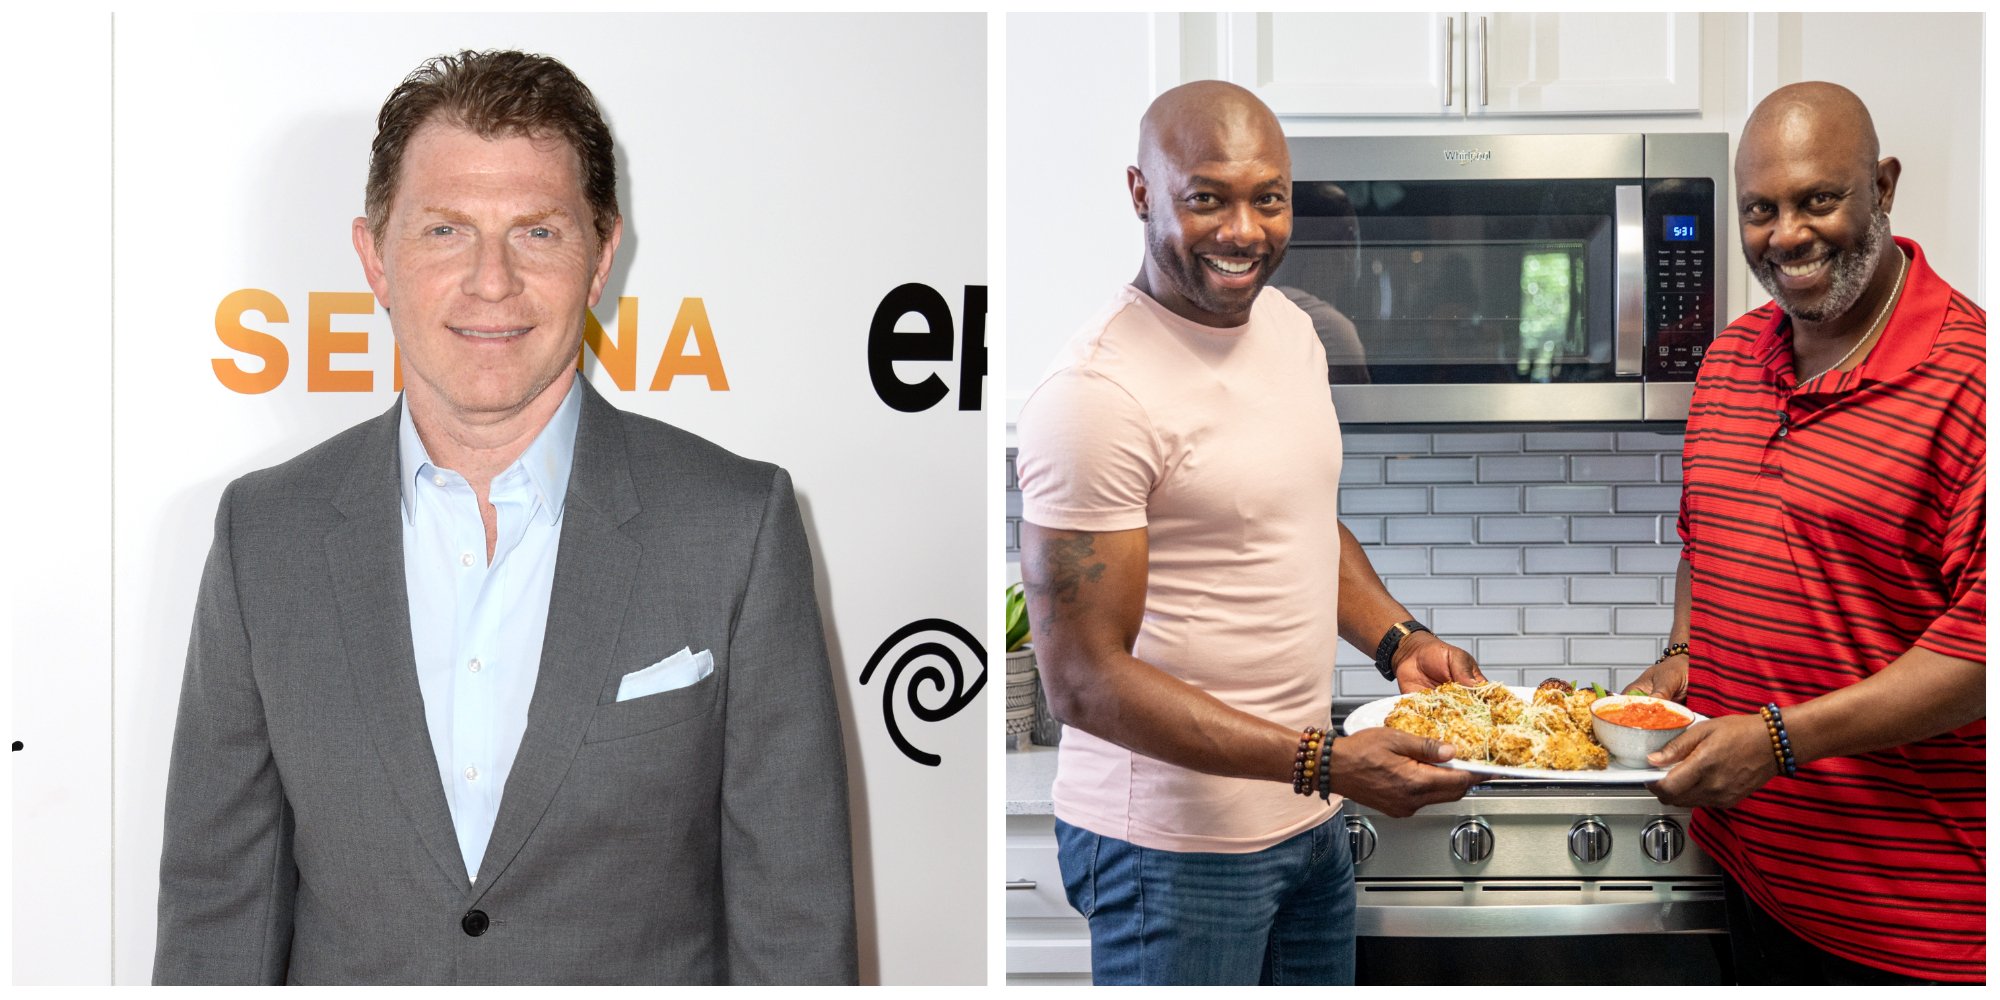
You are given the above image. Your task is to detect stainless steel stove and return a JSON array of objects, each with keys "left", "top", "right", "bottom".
[{"left": 1333, "top": 697, "right": 1732, "bottom": 985}]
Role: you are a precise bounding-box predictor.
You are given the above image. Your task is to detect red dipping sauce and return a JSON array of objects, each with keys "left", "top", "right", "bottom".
[{"left": 1594, "top": 700, "right": 1688, "bottom": 730}]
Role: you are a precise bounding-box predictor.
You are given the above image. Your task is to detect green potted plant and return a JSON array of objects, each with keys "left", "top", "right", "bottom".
[
  {"left": 1004, "top": 582, "right": 1037, "bottom": 749},
  {"left": 1005, "top": 581, "right": 1032, "bottom": 657},
  {"left": 1006, "top": 582, "right": 1062, "bottom": 747}
]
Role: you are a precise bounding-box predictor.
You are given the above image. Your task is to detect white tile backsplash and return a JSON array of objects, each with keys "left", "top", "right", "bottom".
[
  {"left": 1433, "top": 486, "right": 1524, "bottom": 513},
  {"left": 1614, "top": 485, "right": 1682, "bottom": 512},
  {"left": 1615, "top": 545, "right": 1683, "bottom": 575},
  {"left": 1525, "top": 606, "right": 1614, "bottom": 634},
  {"left": 1385, "top": 456, "right": 1478, "bottom": 483},
  {"left": 1479, "top": 455, "right": 1568, "bottom": 482},
  {"left": 1432, "top": 432, "right": 1523, "bottom": 453},
  {"left": 1479, "top": 576, "right": 1567, "bottom": 605},
  {"left": 1341, "top": 487, "right": 1430, "bottom": 514},
  {"left": 1569, "top": 637, "right": 1659, "bottom": 664},
  {"left": 1526, "top": 431, "right": 1616, "bottom": 452},
  {"left": 1571, "top": 454, "right": 1659, "bottom": 482},
  {"left": 1476, "top": 516, "right": 1569, "bottom": 543},
  {"left": 1433, "top": 606, "right": 1522, "bottom": 635},
  {"left": 1525, "top": 485, "right": 1614, "bottom": 513},
  {"left": 1432, "top": 546, "right": 1521, "bottom": 575},
  {"left": 1384, "top": 576, "right": 1477, "bottom": 606},
  {"left": 1525, "top": 546, "right": 1615, "bottom": 574},
  {"left": 1364, "top": 546, "right": 1432, "bottom": 576},
  {"left": 1570, "top": 517, "right": 1659, "bottom": 543},
  {"left": 1387, "top": 516, "right": 1475, "bottom": 544},
  {"left": 1344, "top": 433, "right": 1433, "bottom": 455},
  {"left": 1474, "top": 636, "right": 1566, "bottom": 665}
]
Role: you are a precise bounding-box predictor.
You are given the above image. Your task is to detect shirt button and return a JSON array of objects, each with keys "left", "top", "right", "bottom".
[
  {"left": 1776, "top": 426, "right": 1788, "bottom": 438},
  {"left": 432, "top": 473, "right": 446, "bottom": 487},
  {"left": 464, "top": 765, "right": 479, "bottom": 781},
  {"left": 468, "top": 658, "right": 483, "bottom": 673},
  {"left": 461, "top": 552, "right": 475, "bottom": 567}
]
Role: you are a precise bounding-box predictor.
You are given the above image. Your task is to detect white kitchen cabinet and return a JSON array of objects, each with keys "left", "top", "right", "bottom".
[
  {"left": 1186, "top": 12, "right": 1700, "bottom": 118},
  {"left": 1004, "top": 813, "right": 1092, "bottom": 985},
  {"left": 1216, "top": 13, "right": 1463, "bottom": 117},
  {"left": 1466, "top": 12, "right": 1700, "bottom": 116}
]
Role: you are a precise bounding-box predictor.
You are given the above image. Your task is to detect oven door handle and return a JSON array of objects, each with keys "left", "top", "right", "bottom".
[
  {"left": 1614, "top": 184, "right": 1645, "bottom": 376},
  {"left": 1357, "top": 897, "right": 1724, "bottom": 938}
]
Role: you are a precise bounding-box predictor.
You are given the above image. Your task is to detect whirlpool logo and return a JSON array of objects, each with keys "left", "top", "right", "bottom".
[
  {"left": 859, "top": 619, "right": 985, "bottom": 767},
  {"left": 1442, "top": 148, "right": 1492, "bottom": 165}
]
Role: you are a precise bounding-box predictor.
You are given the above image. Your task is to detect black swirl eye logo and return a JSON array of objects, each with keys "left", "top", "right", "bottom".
[{"left": 859, "top": 618, "right": 985, "bottom": 767}]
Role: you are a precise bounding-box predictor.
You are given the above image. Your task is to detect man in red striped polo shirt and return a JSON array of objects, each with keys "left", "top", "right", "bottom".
[{"left": 1628, "top": 82, "right": 1984, "bottom": 984}]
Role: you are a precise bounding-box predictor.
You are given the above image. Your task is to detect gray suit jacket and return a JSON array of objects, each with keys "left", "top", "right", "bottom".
[{"left": 155, "top": 382, "right": 858, "bottom": 984}]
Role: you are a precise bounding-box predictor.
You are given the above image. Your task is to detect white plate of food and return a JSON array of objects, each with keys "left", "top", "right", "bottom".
[{"left": 1342, "top": 682, "right": 1708, "bottom": 783}]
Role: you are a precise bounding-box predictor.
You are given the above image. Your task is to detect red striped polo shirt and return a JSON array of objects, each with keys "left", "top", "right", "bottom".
[{"left": 1677, "top": 237, "right": 1985, "bottom": 982}]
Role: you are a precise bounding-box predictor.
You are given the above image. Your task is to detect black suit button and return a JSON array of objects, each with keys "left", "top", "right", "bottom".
[{"left": 462, "top": 909, "right": 490, "bottom": 937}]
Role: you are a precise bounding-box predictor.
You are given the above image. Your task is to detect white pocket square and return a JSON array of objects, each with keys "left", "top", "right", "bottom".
[{"left": 617, "top": 647, "right": 715, "bottom": 702}]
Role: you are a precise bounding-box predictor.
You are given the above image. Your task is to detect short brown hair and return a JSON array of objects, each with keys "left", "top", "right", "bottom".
[{"left": 364, "top": 50, "right": 619, "bottom": 245}]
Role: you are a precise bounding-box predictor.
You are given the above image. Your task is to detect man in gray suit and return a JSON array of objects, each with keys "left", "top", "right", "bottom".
[{"left": 154, "top": 50, "right": 857, "bottom": 985}]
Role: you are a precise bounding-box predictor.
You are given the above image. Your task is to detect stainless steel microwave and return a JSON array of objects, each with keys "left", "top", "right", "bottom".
[{"left": 1277, "top": 133, "right": 1727, "bottom": 423}]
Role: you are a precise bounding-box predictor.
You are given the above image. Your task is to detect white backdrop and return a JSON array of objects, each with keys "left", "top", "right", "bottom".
[{"left": 107, "top": 13, "right": 985, "bottom": 985}]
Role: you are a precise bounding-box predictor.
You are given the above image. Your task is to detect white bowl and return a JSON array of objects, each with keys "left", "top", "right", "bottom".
[{"left": 1590, "top": 695, "right": 1695, "bottom": 768}]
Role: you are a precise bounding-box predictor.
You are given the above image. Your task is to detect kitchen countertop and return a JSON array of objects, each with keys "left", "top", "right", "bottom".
[{"left": 1006, "top": 744, "right": 1059, "bottom": 815}]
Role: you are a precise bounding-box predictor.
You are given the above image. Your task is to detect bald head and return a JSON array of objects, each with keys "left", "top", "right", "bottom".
[
  {"left": 1741, "top": 81, "right": 1880, "bottom": 177},
  {"left": 1137, "top": 80, "right": 1289, "bottom": 180},
  {"left": 1125, "top": 81, "right": 1294, "bottom": 327}
]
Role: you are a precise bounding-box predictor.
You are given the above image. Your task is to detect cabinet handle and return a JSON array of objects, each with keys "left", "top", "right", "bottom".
[
  {"left": 1005, "top": 879, "right": 1038, "bottom": 891},
  {"left": 1442, "top": 16, "right": 1454, "bottom": 108},
  {"left": 1478, "top": 16, "right": 1489, "bottom": 108}
]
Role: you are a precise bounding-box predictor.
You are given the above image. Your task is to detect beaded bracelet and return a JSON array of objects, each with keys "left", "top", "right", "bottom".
[
  {"left": 1292, "top": 726, "right": 1325, "bottom": 796},
  {"left": 1759, "top": 703, "right": 1798, "bottom": 777},
  {"left": 1317, "top": 731, "right": 1337, "bottom": 802},
  {"left": 1656, "top": 642, "right": 1691, "bottom": 664}
]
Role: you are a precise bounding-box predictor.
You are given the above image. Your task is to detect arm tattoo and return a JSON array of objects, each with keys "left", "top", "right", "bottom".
[{"left": 1041, "top": 533, "right": 1107, "bottom": 605}]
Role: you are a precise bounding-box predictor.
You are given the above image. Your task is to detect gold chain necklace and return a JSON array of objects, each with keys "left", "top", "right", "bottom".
[{"left": 1797, "top": 249, "right": 1909, "bottom": 385}]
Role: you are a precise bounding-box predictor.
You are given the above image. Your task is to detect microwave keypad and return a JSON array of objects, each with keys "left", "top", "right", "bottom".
[
  {"left": 1652, "top": 245, "right": 1710, "bottom": 377},
  {"left": 1644, "top": 176, "right": 1718, "bottom": 382}
]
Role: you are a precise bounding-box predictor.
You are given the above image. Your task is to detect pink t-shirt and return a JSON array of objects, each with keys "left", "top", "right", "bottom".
[{"left": 1015, "top": 285, "right": 1344, "bottom": 853}]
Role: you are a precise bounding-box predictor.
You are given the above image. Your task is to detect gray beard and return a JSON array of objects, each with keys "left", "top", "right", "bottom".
[{"left": 1747, "top": 209, "right": 1889, "bottom": 324}]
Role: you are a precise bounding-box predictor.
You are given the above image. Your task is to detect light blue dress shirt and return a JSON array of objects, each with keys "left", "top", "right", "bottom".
[{"left": 397, "top": 379, "right": 581, "bottom": 882}]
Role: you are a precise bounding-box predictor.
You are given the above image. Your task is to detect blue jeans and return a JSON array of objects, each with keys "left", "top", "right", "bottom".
[{"left": 1055, "top": 815, "right": 1355, "bottom": 985}]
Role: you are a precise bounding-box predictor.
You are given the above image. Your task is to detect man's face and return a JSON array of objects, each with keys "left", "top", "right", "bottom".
[
  {"left": 1133, "top": 131, "right": 1292, "bottom": 327},
  {"left": 354, "top": 121, "right": 620, "bottom": 424},
  {"left": 1736, "top": 129, "right": 1890, "bottom": 324}
]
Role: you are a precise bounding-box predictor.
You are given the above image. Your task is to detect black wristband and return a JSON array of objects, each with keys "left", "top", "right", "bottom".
[
  {"left": 1656, "top": 642, "right": 1690, "bottom": 664},
  {"left": 1373, "top": 620, "right": 1431, "bottom": 681}
]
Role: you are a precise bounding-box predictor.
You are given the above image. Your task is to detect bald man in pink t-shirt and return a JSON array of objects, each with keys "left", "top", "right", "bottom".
[{"left": 1016, "top": 81, "right": 1484, "bottom": 986}]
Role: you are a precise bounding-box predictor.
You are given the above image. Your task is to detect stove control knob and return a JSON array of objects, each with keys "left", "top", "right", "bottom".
[
  {"left": 1344, "top": 815, "right": 1377, "bottom": 865},
  {"left": 1449, "top": 818, "right": 1492, "bottom": 865},
  {"left": 1568, "top": 818, "right": 1612, "bottom": 864},
  {"left": 1641, "top": 818, "right": 1686, "bottom": 863}
]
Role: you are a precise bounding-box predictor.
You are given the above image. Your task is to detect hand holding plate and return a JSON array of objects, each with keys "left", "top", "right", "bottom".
[
  {"left": 1326, "top": 726, "right": 1482, "bottom": 818},
  {"left": 1643, "top": 714, "right": 1778, "bottom": 808}
]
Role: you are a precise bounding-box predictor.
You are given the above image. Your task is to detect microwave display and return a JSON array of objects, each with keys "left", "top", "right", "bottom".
[{"left": 1664, "top": 215, "right": 1699, "bottom": 241}]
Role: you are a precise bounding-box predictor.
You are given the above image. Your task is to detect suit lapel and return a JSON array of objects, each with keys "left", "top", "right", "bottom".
[
  {"left": 473, "top": 381, "right": 642, "bottom": 898},
  {"left": 324, "top": 398, "right": 469, "bottom": 891}
]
